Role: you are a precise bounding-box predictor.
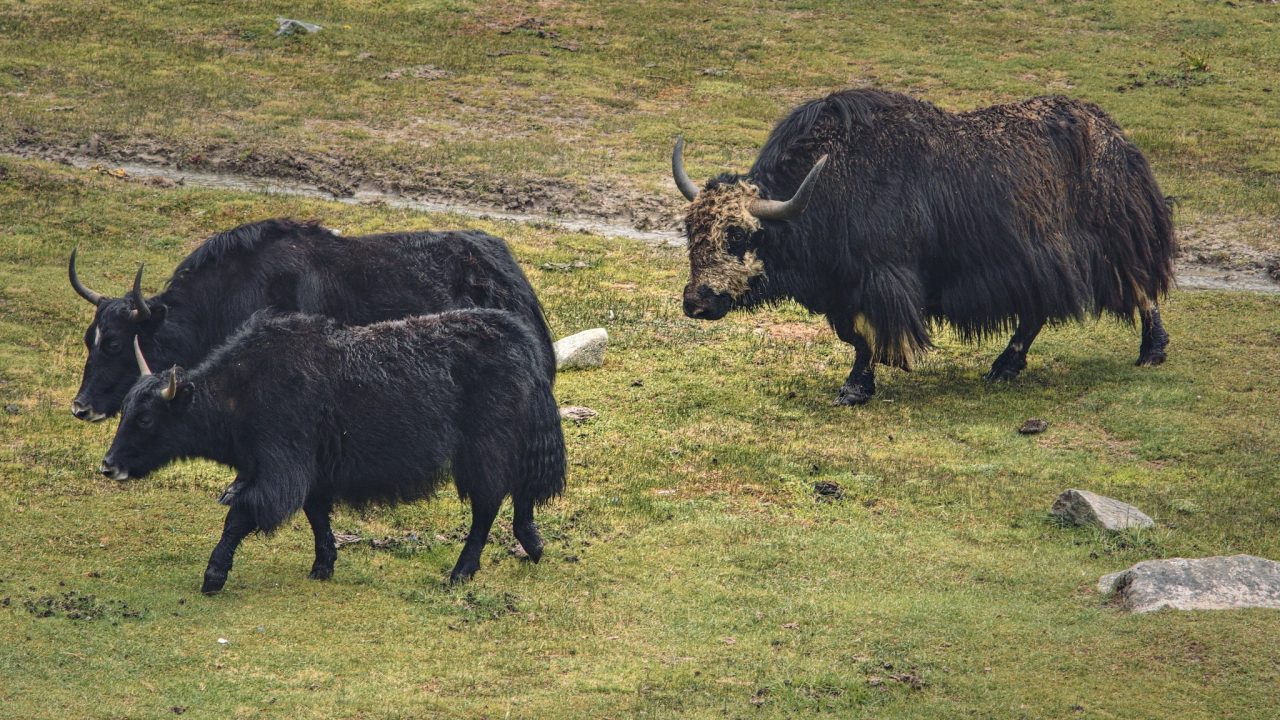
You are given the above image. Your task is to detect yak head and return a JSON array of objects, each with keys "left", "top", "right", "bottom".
[
  {"left": 68, "top": 249, "right": 169, "bottom": 421},
  {"left": 672, "top": 139, "right": 827, "bottom": 320},
  {"left": 100, "top": 338, "right": 195, "bottom": 481}
]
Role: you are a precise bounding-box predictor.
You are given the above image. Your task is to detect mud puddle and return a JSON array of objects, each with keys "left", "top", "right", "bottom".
[{"left": 4, "top": 150, "right": 1277, "bottom": 293}]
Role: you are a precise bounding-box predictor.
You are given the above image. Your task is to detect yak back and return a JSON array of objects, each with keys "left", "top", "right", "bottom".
[
  {"left": 157, "top": 218, "right": 555, "bottom": 381},
  {"left": 194, "top": 309, "right": 556, "bottom": 527},
  {"left": 747, "top": 89, "right": 1176, "bottom": 362}
]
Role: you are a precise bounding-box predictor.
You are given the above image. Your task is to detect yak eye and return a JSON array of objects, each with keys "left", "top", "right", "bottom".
[
  {"left": 725, "top": 229, "right": 749, "bottom": 256},
  {"left": 136, "top": 413, "right": 153, "bottom": 429},
  {"left": 104, "top": 339, "right": 122, "bottom": 354}
]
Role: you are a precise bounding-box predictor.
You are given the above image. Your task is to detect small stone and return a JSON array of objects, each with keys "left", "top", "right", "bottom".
[
  {"left": 382, "top": 64, "right": 452, "bottom": 81},
  {"left": 1018, "top": 418, "right": 1049, "bottom": 434},
  {"left": 1052, "top": 489, "right": 1154, "bottom": 531},
  {"left": 559, "top": 406, "right": 598, "bottom": 423},
  {"left": 1098, "top": 555, "right": 1280, "bottom": 613},
  {"left": 554, "top": 328, "right": 608, "bottom": 370},
  {"left": 333, "top": 532, "right": 363, "bottom": 548},
  {"left": 4, "top": 404, "right": 19, "bottom": 415},
  {"left": 275, "top": 18, "right": 322, "bottom": 37},
  {"left": 813, "top": 481, "right": 844, "bottom": 501}
]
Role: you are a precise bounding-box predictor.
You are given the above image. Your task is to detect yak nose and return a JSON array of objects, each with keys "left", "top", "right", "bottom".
[
  {"left": 72, "top": 400, "right": 91, "bottom": 420},
  {"left": 683, "top": 285, "right": 714, "bottom": 318},
  {"left": 72, "top": 398, "right": 107, "bottom": 422},
  {"left": 99, "top": 459, "right": 128, "bottom": 481}
]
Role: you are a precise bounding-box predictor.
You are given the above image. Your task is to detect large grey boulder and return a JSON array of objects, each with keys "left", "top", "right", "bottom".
[
  {"left": 1052, "top": 489, "right": 1153, "bottom": 531},
  {"left": 554, "top": 328, "right": 608, "bottom": 370},
  {"left": 1098, "top": 555, "right": 1280, "bottom": 613}
]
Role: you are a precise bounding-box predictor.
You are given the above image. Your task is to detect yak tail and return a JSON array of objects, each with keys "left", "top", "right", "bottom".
[{"left": 517, "top": 381, "right": 566, "bottom": 507}]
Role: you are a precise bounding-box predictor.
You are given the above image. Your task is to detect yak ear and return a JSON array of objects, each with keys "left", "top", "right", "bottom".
[
  {"left": 161, "top": 366, "right": 194, "bottom": 408},
  {"left": 146, "top": 303, "right": 168, "bottom": 325},
  {"left": 173, "top": 380, "right": 195, "bottom": 409}
]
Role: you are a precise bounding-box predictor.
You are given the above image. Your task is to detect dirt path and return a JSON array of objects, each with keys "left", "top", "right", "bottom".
[{"left": 5, "top": 149, "right": 1277, "bottom": 294}]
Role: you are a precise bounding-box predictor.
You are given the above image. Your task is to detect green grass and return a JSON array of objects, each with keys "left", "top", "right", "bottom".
[
  {"left": 3, "top": 157, "right": 1280, "bottom": 718},
  {"left": 1, "top": 1, "right": 1278, "bottom": 251}
]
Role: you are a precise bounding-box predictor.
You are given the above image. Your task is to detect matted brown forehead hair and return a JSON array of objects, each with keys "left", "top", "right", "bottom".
[{"left": 684, "top": 181, "right": 765, "bottom": 298}]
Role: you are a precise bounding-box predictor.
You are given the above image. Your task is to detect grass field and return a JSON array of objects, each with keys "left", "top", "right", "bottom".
[
  {"left": 1, "top": 1, "right": 1278, "bottom": 252},
  {"left": 3, "top": 1, "right": 1280, "bottom": 717},
  {"left": 3, "top": 157, "right": 1280, "bottom": 718}
]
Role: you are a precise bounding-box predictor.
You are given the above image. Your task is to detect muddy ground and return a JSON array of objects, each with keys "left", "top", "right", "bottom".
[
  {"left": 4, "top": 135, "right": 681, "bottom": 232},
  {"left": 6, "top": 139, "right": 1278, "bottom": 293}
]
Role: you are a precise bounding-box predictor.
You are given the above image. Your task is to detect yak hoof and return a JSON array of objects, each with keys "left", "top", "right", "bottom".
[
  {"left": 308, "top": 565, "right": 334, "bottom": 581},
  {"left": 514, "top": 527, "right": 544, "bottom": 563},
  {"left": 1136, "top": 352, "right": 1166, "bottom": 367},
  {"left": 833, "top": 386, "right": 872, "bottom": 406},
  {"left": 449, "top": 560, "right": 480, "bottom": 585},
  {"left": 201, "top": 570, "right": 227, "bottom": 595},
  {"left": 984, "top": 365, "right": 1022, "bottom": 382},
  {"left": 517, "top": 540, "right": 543, "bottom": 564}
]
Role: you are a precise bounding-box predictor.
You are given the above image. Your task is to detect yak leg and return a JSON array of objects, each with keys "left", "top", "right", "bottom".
[
  {"left": 1137, "top": 304, "right": 1169, "bottom": 366},
  {"left": 450, "top": 492, "right": 502, "bottom": 584},
  {"left": 984, "top": 318, "right": 1045, "bottom": 382},
  {"left": 512, "top": 495, "right": 545, "bottom": 564},
  {"left": 303, "top": 493, "right": 337, "bottom": 580},
  {"left": 831, "top": 319, "right": 876, "bottom": 406},
  {"left": 202, "top": 504, "right": 257, "bottom": 594}
]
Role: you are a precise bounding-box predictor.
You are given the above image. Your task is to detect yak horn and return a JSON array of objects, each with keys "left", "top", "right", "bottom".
[
  {"left": 672, "top": 137, "right": 700, "bottom": 201},
  {"left": 128, "top": 265, "right": 151, "bottom": 323},
  {"left": 69, "top": 248, "right": 105, "bottom": 305},
  {"left": 162, "top": 367, "right": 178, "bottom": 401},
  {"left": 133, "top": 336, "right": 152, "bottom": 376},
  {"left": 748, "top": 154, "right": 830, "bottom": 221}
]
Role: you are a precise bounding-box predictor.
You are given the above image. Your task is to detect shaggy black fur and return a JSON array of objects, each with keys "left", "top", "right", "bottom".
[
  {"left": 101, "top": 310, "right": 566, "bottom": 591},
  {"left": 71, "top": 218, "right": 555, "bottom": 419},
  {"left": 681, "top": 89, "right": 1176, "bottom": 404}
]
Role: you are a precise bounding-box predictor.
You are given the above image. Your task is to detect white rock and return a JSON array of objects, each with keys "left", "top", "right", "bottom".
[
  {"left": 275, "top": 18, "right": 322, "bottom": 36},
  {"left": 1098, "top": 555, "right": 1280, "bottom": 613},
  {"left": 1051, "top": 488, "right": 1154, "bottom": 531},
  {"left": 554, "top": 328, "right": 608, "bottom": 370},
  {"left": 559, "top": 406, "right": 598, "bottom": 423}
]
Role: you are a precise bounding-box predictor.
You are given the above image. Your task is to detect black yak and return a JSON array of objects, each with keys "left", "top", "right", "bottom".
[
  {"left": 673, "top": 89, "right": 1176, "bottom": 404},
  {"left": 69, "top": 218, "right": 555, "bottom": 420},
  {"left": 102, "top": 310, "right": 566, "bottom": 591}
]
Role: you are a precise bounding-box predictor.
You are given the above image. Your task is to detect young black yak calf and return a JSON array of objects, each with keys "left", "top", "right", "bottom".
[
  {"left": 69, "top": 218, "right": 554, "bottom": 421},
  {"left": 102, "top": 310, "right": 566, "bottom": 591},
  {"left": 673, "top": 89, "right": 1177, "bottom": 405}
]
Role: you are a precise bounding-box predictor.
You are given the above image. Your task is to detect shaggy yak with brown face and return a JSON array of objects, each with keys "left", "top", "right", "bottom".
[{"left": 674, "top": 89, "right": 1176, "bottom": 405}]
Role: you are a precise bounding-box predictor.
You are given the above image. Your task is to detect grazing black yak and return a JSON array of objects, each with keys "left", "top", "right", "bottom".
[
  {"left": 69, "top": 218, "right": 554, "bottom": 421},
  {"left": 102, "top": 310, "right": 566, "bottom": 591},
  {"left": 673, "top": 89, "right": 1176, "bottom": 404}
]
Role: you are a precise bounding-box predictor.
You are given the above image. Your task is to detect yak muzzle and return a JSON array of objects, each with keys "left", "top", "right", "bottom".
[
  {"left": 683, "top": 285, "right": 732, "bottom": 321},
  {"left": 99, "top": 460, "right": 129, "bottom": 481},
  {"left": 72, "top": 399, "right": 107, "bottom": 423}
]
